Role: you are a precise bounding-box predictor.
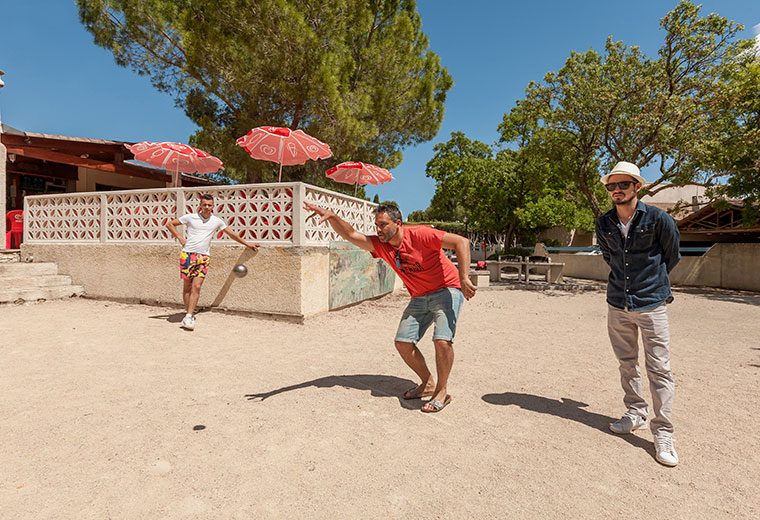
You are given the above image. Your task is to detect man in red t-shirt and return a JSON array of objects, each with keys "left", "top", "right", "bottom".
[{"left": 304, "top": 201, "right": 477, "bottom": 413}]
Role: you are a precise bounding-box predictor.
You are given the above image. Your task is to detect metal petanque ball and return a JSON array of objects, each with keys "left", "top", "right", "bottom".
[{"left": 232, "top": 264, "right": 248, "bottom": 277}]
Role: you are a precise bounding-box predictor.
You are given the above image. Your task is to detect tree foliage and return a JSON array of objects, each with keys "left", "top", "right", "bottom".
[
  {"left": 512, "top": 1, "right": 755, "bottom": 218},
  {"left": 705, "top": 57, "right": 760, "bottom": 224},
  {"left": 425, "top": 130, "right": 594, "bottom": 246},
  {"left": 77, "top": 0, "right": 452, "bottom": 189},
  {"left": 406, "top": 209, "right": 429, "bottom": 222},
  {"left": 412, "top": 1, "right": 760, "bottom": 242}
]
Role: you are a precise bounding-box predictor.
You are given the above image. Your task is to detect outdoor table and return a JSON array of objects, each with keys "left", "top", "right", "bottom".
[
  {"left": 482, "top": 258, "right": 565, "bottom": 284},
  {"left": 524, "top": 259, "right": 565, "bottom": 283},
  {"left": 486, "top": 259, "right": 525, "bottom": 282}
]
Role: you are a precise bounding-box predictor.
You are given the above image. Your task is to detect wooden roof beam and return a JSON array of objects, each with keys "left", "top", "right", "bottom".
[
  {"left": 1, "top": 133, "right": 130, "bottom": 157},
  {"left": 6, "top": 145, "right": 169, "bottom": 182}
]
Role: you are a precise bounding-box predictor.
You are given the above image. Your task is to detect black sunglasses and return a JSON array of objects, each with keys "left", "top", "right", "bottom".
[
  {"left": 395, "top": 249, "right": 402, "bottom": 269},
  {"left": 605, "top": 181, "right": 636, "bottom": 191}
]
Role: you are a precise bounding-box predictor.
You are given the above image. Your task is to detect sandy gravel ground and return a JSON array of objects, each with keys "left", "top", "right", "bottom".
[{"left": 1, "top": 286, "right": 759, "bottom": 519}]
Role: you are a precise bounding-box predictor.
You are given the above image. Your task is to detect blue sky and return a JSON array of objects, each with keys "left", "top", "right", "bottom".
[{"left": 1, "top": 1, "right": 759, "bottom": 216}]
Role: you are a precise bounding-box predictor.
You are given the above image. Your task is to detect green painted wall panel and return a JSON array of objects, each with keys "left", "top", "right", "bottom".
[{"left": 329, "top": 241, "right": 395, "bottom": 309}]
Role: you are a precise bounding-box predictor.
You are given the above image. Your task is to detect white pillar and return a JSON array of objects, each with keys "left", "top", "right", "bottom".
[
  {"left": 291, "top": 182, "right": 307, "bottom": 246},
  {"left": 0, "top": 118, "right": 6, "bottom": 250},
  {"left": 99, "top": 194, "right": 107, "bottom": 243},
  {"left": 176, "top": 189, "right": 186, "bottom": 218},
  {"left": 1, "top": 68, "right": 7, "bottom": 250}
]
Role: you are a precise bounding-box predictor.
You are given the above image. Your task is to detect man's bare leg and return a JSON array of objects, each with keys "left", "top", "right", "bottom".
[
  {"left": 186, "top": 277, "right": 204, "bottom": 315},
  {"left": 395, "top": 341, "right": 436, "bottom": 395},
  {"left": 422, "top": 339, "right": 454, "bottom": 411},
  {"left": 182, "top": 278, "right": 193, "bottom": 313}
]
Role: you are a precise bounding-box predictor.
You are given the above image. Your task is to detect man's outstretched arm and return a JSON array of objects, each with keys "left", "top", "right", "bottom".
[
  {"left": 222, "top": 227, "right": 260, "bottom": 251},
  {"left": 303, "top": 202, "right": 375, "bottom": 252}
]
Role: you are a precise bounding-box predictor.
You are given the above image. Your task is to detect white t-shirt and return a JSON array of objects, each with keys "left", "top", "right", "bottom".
[
  {"left": 619, "top": 219, "right": 633, "bottom": 239},
  {"left": 179, "top": 213, "right": 227, "bottom": 256}
]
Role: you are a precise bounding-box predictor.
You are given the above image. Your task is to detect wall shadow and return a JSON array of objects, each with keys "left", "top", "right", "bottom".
[
  {"left": 674, "top": 287, "right": 760, "bottom": 307},
  {"left": 482, "top": 391, "right": 653, "bottom": 455},
  {"left": 245, "top": 374, "right": 421, "bottom": 410}
]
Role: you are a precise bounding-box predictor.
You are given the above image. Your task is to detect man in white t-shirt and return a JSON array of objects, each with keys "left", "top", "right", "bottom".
[{"left": 166, "top": 193, "right": 259, "bottom": 330}]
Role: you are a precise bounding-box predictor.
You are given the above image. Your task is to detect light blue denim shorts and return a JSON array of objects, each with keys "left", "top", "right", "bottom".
[{"left": 395, "top": 287, "right": 465, "bottom": 344}]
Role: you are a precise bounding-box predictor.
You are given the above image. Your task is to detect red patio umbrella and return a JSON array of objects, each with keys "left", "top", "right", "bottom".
[
  {"left": 126, "top": 142, "right": 223, "bottom": 187},
  {"left": 236, "top": 126, "right": 332, "bottom": 182},
  {"left": 325, "top": 161, "right": 393, "bottom": 196}
]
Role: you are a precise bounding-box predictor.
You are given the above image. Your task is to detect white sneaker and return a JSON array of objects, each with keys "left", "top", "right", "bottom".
[
  {"left": 180, "top": 315, "right": 195, "bottom": 330},
  {"left": 609, "top": 413, "right": 646, "bottom": 434},
  {"left": 654, "top": 434, "right": 679, "bottom": 467}
]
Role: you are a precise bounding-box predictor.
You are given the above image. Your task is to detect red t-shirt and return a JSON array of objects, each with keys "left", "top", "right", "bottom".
[{"left": 370, "top": 225, "right": 461, "bottom": 298}]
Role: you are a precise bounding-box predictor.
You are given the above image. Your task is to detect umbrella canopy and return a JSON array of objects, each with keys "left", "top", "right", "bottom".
[
  {"left": 236, "top": 126, "right": 332, "bottom": 182},
  {"left": 126, "top": 142, "right": 223, "bottom": 187},
  {"left": 325, "top": 161, "right": 393, "bottom": 195}
]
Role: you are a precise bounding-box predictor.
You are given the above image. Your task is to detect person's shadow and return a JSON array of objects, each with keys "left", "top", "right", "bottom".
[
  {"left": 148, "top": 311, "right": 186, "bottom": 323},
  {"left": 245, "top": 374, "right": 422, "bottom": 410},
  {"left": 482, "top": 392, "right": 654, "bottom": 455},
  {"left": 148, "top": 308, "right": 209, "bottom": 323}
]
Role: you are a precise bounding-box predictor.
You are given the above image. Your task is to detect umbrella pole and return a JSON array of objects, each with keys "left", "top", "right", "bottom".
[
  {"left": 278, "top": 163, "right": 283, "bottom": 183},
  {"left": 354, "top": 182, "right": 358, "bottom": 197}
]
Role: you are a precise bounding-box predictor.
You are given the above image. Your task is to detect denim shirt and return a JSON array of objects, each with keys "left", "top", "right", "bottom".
[{"left": 595, "top": 201, "right": 681, "bottom": 311}]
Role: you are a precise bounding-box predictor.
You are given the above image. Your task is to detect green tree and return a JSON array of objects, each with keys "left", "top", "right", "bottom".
[
  {"left": 378, "top": 199, "right": 399, "bottom": 208},
  {"left": 425, "top": 131, "right": 491, "bottom": 223},
  {"left": 77, "top": 0, "right": 452, "bottom": 186},
  {"left": 499, "top": 100, "right": 597, "bottom": 240},
  {"left": 516, "top": 1, "right": 753, "bottom": 217},
  {"left": 704, "top": 57, "right": 760, "bottom": 224},
  {"left": 406, "top": 209, "right": 429, "bottom": 222},
  {"left": 425, "top": 129, "right": 593, "bottom": 247}
]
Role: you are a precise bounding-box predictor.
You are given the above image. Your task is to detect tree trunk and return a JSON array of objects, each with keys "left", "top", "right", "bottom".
[
  {"left": 577, "top": 159, "right": 603, "bottom": 218},
  {"left": 504, "top": 218, "right": 518, "bottom": 249},
  {"left": 246, "top": 167, "right": 262, "bottom": 184}
]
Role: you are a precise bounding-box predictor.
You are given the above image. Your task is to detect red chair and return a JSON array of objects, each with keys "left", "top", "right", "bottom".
[{"left": 5, "top": 210, "right": 23, "bottom": 249}]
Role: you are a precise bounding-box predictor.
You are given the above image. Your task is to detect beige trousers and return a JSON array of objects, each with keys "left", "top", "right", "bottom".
[{"left": 607, "top": 303, "right": 674, "bottom": 436}]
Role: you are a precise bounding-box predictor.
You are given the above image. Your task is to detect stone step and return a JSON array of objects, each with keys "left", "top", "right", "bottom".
[
  {"left": 0, "top": 284, "right": 85, "bottom": 304},
  {"left": 0, "top": 274, "right": 75, "bottom": 289},
  {"left": 0, "top": 262, "right": 58, "bottom": 277},
  {"left": 0, "top": 250, "right": 21, "bottom": 263}
]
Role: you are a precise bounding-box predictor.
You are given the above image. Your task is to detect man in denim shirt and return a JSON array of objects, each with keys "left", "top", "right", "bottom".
[{"left": 595, "top": 161, "right": 681, "bottom": 466}]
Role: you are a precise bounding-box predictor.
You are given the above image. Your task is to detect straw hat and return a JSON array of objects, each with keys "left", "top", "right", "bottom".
[{"left": 600, "top": 161, "right": 645, "bottom": 185}]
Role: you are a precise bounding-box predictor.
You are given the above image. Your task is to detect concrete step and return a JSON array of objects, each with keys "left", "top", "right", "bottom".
[
  {"left": 0, "top": 262, "right": 58, "bottom": 276},
  {"left": 0, "top": 260, "right": 86, "bottom": 304},
  {"left": 0, "top": 284, "right": 85, "bottom": 304},
  {"left": 0, "top": 274, "right": 75, "bottom": 289},
  {"left": 0, "top": 250, "right": 21, "bottom": 263}
]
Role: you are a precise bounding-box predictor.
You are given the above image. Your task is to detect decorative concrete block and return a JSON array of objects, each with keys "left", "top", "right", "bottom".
[{"left": 469, "top": 270, "right": 490, "bottom": 287}]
